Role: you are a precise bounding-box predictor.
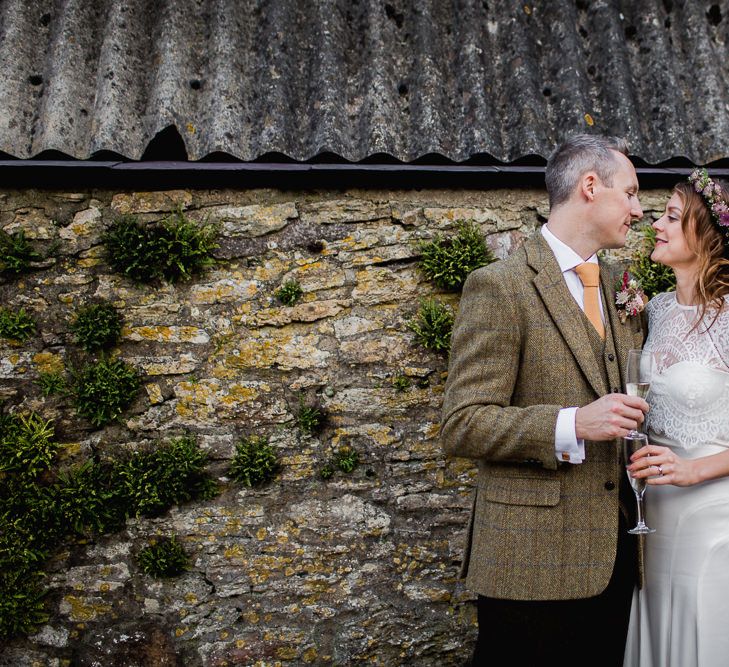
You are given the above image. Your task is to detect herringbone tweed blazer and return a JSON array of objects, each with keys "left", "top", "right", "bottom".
[{"left": 441, "top": 231, "right": 644, "bottom": 601}]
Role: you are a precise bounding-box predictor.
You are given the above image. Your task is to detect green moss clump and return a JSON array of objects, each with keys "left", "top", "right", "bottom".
[
  {"left": 0, "top": 412, "right": 57, "bottom": 477},
  {"left": 35, "top": 370, "right": 67, "bottom": 397},
  {"left": 54, "top": 461, "right": 125, "bottom": 535},
  {"left": 418, "top": 221, "right": 495, "bottom": 291},
  {"left": 102, "top": 210, "right": 218, "bottom": 283},
  {"left": 0, "top": 307, "right": 36, "bottom": 342},
  {"left": 408, "top": 298, "right": 454, "bottom": 353},
  {"left": 0, "top": 412, "right": 58, "bottom": 639},
  {"left": 230, "top": 435, "right": 279, "bottom": 487},
  {"left": 0, "top": 572, "right": 49, "bottom": 640},
  {"left": 276, "top": 279, "right": 303, "bottom": 306},
  {"left": 0, "top": 230, "right": 41, "bottom": 277},
  {"left": 71, "top": 302, "right": 123, "bottom": 352},
  {"left": 71, "top": 357, "right": 140, "bottom": 427},
  {"left": 630, "top": 225, "right": 676, "bottom": 299},
  {"left": 114, "top": 436, "right": 218, "bottom": 518},
  {"left": 0, "top": 418, "right": 218, "bottom": 640},
  {"left": 157, "top": 208, "right": 219, "bottom": 282},
  {"left": 392, "top": 375, "right": 411, "bottom": 392},
  {"left": 295, "top": 396, "right": 325, "bottom": 436},
  {"left": 334, "top": 446, "right": 360, "bottom": 473},
  {"left": 137, "top": 536, "right": 189, "bottom": 578}
]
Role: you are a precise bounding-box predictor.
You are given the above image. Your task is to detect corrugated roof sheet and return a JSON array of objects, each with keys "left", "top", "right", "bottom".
[{"left": 1, "top": 0, "right": 728, "bottom": 163}]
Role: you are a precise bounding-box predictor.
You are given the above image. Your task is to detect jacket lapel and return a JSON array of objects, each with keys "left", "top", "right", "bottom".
[{"left": 526, "top": 233, "right": 607, "bottom": 397}]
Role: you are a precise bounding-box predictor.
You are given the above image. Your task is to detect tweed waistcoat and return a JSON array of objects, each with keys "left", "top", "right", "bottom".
[{"left": 583, "top": 298, "right": 635, "bottom": 519}]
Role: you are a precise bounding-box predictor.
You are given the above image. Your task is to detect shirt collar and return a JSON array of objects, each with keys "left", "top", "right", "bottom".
[{"left": 541, "top": 224, "right": 598, "bottom": 273}]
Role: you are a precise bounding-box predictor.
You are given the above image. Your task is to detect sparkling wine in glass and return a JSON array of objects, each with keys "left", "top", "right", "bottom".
[
  {"left": 622, "top": 433, "right": 655, "bottom": 534},
  {"left": 625, "top": 349, "right": 655, "bottom": 437}
]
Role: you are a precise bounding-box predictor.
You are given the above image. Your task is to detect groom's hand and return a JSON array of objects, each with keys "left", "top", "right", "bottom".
[{"left": 575, "top": 394, "right": 649, "bottom": 441}]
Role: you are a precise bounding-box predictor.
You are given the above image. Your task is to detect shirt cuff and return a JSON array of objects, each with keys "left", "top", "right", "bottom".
[{"left": 554, "top": 407, "right": 585, "bottom": 464}]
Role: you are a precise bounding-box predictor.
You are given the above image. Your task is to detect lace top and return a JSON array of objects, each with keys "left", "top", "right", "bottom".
[{"left": 645, "top": 292, "right": 729, "bottom": 450}]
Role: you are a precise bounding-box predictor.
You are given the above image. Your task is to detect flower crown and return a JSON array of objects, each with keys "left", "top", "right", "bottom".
[{"left": 688, "top": 168, "right": 729, "bottom": 246}]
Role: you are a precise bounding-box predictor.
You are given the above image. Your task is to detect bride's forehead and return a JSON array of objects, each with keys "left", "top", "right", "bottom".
[{"left": 667, "top": 192, "right": 683, "bottom": 210}]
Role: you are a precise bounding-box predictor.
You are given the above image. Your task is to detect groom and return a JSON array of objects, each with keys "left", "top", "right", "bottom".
[{"left": 441, "top": 134, "right": 648, "bottom": 666}]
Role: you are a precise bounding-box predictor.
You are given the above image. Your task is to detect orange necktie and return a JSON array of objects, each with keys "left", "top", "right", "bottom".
[{"left": 574, "top": 262, "right": 605, "bottom": 339}]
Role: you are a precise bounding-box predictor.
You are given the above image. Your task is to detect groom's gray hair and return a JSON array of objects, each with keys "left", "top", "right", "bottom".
[{"left": 546, "top": 134, "right": 630, "bottom": 210}]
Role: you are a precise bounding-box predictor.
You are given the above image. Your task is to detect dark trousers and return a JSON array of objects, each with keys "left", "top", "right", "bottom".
[{"left": 470, "top": 514, "right": 637, "bottom": 667}]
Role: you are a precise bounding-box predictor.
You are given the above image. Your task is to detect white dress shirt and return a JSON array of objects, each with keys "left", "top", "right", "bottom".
[{"left": 541, "top": 224, "right": 604, "bottom": 464}]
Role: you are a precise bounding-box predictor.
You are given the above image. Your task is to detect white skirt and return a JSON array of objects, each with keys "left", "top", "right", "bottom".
[{"left": 623, "top": 442, "right": 729, "bottom": 667}]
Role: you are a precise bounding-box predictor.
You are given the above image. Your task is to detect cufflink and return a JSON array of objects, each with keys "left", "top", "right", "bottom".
[{"left": 561, "top": 452, "right": 571, "bottom": 462}]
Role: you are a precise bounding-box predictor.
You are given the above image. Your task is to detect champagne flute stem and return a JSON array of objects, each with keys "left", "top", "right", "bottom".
[{"left": 635, "top": 493, "right": 648, "bottom": 528}]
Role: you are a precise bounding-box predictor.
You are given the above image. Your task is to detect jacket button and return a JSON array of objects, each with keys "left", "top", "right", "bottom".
[
  {"left": 612, "top": 387, "right": 619, "bottom": 393},
  {"left": 604, "top": 481, "right": 615, "bottom": 491},
  {"left": 607, "top": 353, "right": 615, "bottom": 361}
]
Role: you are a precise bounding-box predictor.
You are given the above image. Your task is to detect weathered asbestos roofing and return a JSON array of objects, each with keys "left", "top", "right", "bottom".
[{"left": 1, "top": 0, "right": 728, "bottom": 164}]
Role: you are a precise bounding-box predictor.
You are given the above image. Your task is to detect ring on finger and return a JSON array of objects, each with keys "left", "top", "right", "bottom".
[{"left": 656, "top": 465, "right": 664, "bottom": 476}]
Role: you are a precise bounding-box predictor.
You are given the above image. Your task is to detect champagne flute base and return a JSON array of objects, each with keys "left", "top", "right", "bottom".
[{"left": 628, "top": 524, "right": 655, "bottom": 535}]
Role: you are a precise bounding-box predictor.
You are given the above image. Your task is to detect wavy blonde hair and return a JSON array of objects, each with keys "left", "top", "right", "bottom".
[{"left": 674, "top": 180, "right": 729, "bottom": 328}]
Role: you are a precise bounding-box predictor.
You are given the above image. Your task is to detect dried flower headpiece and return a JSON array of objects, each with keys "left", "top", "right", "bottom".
[{"left": 688, "top": 168, "right": 729, "bottom": 246}]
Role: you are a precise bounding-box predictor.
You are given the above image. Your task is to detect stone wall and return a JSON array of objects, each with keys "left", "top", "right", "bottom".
[{"left": 0, "top": 186, "right": 666, "bottom": 666}]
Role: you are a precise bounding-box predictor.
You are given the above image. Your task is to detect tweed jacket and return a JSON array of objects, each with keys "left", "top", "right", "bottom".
[{"left": 440, "top": 231, "right": 644, "bottom": 601}]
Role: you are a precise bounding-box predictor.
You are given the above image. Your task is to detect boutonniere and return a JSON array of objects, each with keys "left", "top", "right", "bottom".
[{"left": 615, "top": 271, "right": 648, "bottom": 323}]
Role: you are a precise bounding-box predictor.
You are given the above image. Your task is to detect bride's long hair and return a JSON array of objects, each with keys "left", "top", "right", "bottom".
[{"left": 675, "top": 180, "right": 729, "bottom": 327}]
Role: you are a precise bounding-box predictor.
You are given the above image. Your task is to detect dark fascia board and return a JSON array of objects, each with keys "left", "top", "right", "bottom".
[{"left": 0, "top": 160, "right": 726, "bottom": 190}]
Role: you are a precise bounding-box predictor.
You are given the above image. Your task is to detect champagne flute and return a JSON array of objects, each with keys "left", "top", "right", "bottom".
[
  {"left": 625, "top": 349, "right": 654, "bottom": 437},
  {"left": 622, "top": 433, "right": 655, "bottom": 534}
]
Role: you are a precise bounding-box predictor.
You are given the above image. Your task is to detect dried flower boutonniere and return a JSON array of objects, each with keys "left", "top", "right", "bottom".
[{"left": 615, "top": 271, "right": 648, "bottom": 323}]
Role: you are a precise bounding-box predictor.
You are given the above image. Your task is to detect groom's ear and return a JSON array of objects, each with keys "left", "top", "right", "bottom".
[{"left": 580, "top": 172, "right": 598, "bottom": 202}]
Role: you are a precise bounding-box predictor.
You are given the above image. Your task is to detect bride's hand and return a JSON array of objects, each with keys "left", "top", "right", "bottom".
[{"left": 627, "top": 443, "right": 700, "bottom": 487}]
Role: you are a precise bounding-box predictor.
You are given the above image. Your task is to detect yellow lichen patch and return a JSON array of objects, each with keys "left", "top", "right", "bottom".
[
  {"left": 125, "top": 325, "right": 209, "bottom": 344},
  {"left": 77, "top": 258, "right": 103, "bottom": 268},
  {"left": 62, "top": 596, "right": 113, "bottom": 622},
  {"left": 224, "top": 518, "right": 242, "bottom": 531},
  {"left": 224, "top": 544, "right": 247, "bottom": 560},
  {"left": 58, "top": 442, "right": 83, "bottom": 459},
  {"left": 252, "top": 257, "right": 289, "bottom": 282},
  {"left": 248, "top": 555, "right": 295, "bottom": 585},
  {"left": 145, "top": 383, "right": 164, "bottom": 404},
  {"left": 175, "top": 627, "right": 189, "bottom": 637},
  {"left": 223, "top": 337, "right": 279, "bottom": 369},
  {"left": 111, "top": 190, "right": 192, "bottom": 215},
  {"left": 185, "top": 593, "right": 198, "bottom": 604},
  {"left": 241, "top": 611, "right": 259, "bottom": 624},
  {"left": 302, "top": 648, "right": 318, "bottom": 663},
  {"left": 276, "top": 646, "right": 298, "bottom": 660},
  {"left": 331, "top": 424, "right": 397, "bottom": 448},
  {"left": 211, "top": 364, "right": 238, "bottom": 380},
  {"left": 174, "top": 380, "right": 219, "bottom": 421},
  {"left": 218, "top": 384, "right": 261, "bottom": 406},
  {"left": 32, "top": 351, "right": 64, "bottom": 374}
]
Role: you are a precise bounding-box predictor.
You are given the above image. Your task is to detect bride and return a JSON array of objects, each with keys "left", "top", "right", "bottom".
[{"left": 623, "top": 169, "right": 729, "bottom": 666}]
